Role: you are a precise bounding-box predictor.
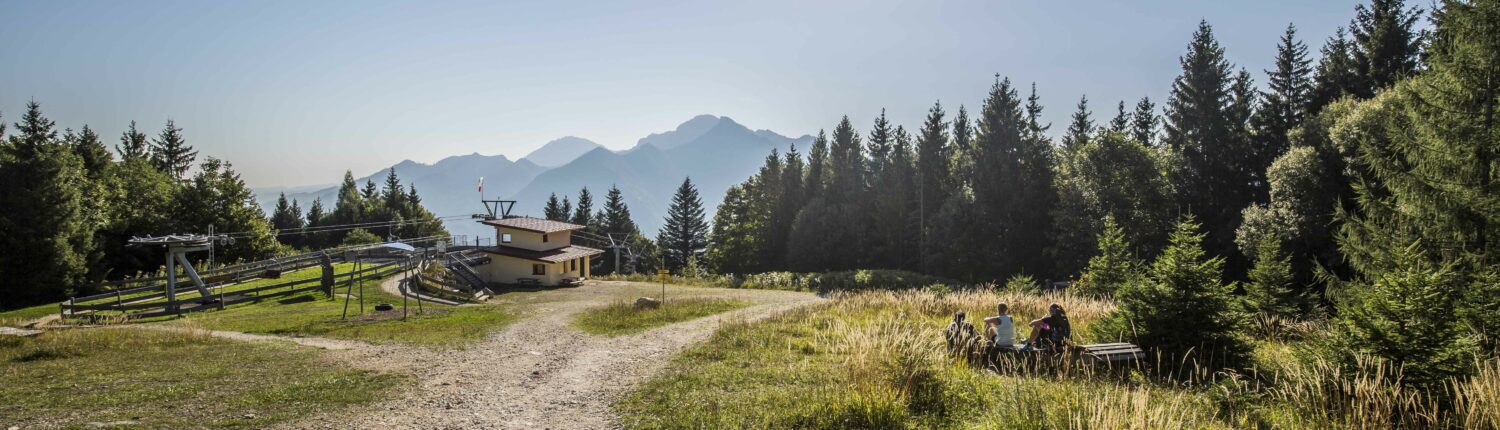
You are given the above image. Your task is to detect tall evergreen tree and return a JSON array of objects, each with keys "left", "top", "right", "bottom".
[
  {"left": 116, "top": 120, "right": 149, "bottom": 160},
  {"left": 1061, "top": 95, "right": 1094, "bottom": 151},
  {"left": 1095, "top": 216, "right": 1250, "bottom": 369},
  {"left": 331, "top": 170, "right": 364, "bottom": 228},
  {"left": 571, "top": 187, "right": 595, "bottom": 229},
  {"left": 1107, "top": 101, "right": 1131, "bottom": 134},
  {"left": 150, "top": 119, "right": 196, "bottom": 178},
  {"left": 1309, "top": 27, "right": 1362, "bottom": 114},
  {"left": 657, "top": 177, "right": 709, "bottom": 270},
  {"left": 768, "top": 145, "right": 804, "bottom": 270},
  {"left": 544, "top": 193, "right": 568, "bottom": 221},
  {"left": 1349, "top": 0, "right": 1424, "bottom": 98},
  {"left": 1078, "top": 216, "right": 1139, "bottom": 297},
  {"left": 753, "top": 149, "right": 784, "bottom": 271},
  {"left": 706, "top": 183, "right": 763, "bottom": 274},
  {"left": 915, "top": 101, "right": 951, "bottom": 272},
  {"left": 1333, "top": 0, "right": 1500, "bottom": 360},
  {"left": 871, "top": 127, "right": 918, "bottom": 269},
  {"left": 866, "top": 110, "right": 893, "bottom": 181},
  {"left": 360, "top": 178, "right": 378, "bottom": 202},
  {"left": 172, "top": 158, "right": 278, "bottom": 262},
  {"left": 1245, "top": 235, "right": 1297, "bottom": 318},
  {"left": 68, "top": 125, "right": 111, "bottom": 178},
  {"left": 949, "top": 105, "right": 975, "bottom": 185},
  {"left": 804, "top": 130, "right": 829, "bottom": 200},
  {"left": 1163, "top": 21, "right": 1258, "bottom": 266},
  {"left": 1253, "top": 24, "right": 1314, "bottom": 173},
  {"left": 1131, "top": 97, "right": 1159, "bottom": 146},
  {"left": 381, "top": 168, "right": 404, "bottom": 212},
  {"left": 0, "top": 101, "right": 92, "bottom": 306},
  {"left": 304, "top": 197, "right": 327, "bottom": 248},
  {"left": 598, "top": 185, "right": 643, "bottom": 274},
  {"left": 971, "top": 77, "right": 1056, "bottom": 278},
  {"left": 270, "top": 193, "right": 306, "bottom": 247}
]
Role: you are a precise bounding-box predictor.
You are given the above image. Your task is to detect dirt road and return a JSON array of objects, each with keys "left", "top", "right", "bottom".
[{"left": 277, "top": 281, "right": 821, "bottom": 429}]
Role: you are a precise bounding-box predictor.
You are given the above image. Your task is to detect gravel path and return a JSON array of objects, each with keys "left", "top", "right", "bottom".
[{"left": 276, "top": 281, "right": 821, "bottom": 429}]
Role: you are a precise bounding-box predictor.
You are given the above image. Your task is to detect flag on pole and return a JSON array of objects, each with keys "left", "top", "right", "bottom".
[{"left": 477, "top": 177, "right": 484, "bottom": 193}]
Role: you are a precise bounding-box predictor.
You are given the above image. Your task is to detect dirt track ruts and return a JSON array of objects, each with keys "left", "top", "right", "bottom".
[{"left": 270, "top": 281, "right": 822, "bottom": 430}]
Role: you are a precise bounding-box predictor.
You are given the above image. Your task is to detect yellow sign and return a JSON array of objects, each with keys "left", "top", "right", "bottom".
[{"left": 657, "top": 269, "right": 670, "bottom": 280}]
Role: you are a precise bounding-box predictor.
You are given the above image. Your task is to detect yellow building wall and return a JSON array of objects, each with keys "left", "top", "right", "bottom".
[
  {"left": 477, "top": 254, "right": 592, "bottom": 286},
  {"left": 495, "top": 227, "right": 570, "bottom": 251}
]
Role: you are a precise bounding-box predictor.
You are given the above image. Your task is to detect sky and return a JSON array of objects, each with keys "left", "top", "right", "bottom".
[{"left": 0, "top": 0, "right": 1365, "bottom": 188}]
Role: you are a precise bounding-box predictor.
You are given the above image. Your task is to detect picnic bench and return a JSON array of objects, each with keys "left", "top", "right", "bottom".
[{"left": 515, "top": 277, "right": 542, "bottom": 286}]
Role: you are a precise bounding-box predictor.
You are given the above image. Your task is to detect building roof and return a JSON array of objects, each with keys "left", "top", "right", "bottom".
[
  {"left": 479, "top": 216, "right": 587, "bottom": 234},
  {"left": 480, "top": 244, "right": 604, "bottom": 263}
]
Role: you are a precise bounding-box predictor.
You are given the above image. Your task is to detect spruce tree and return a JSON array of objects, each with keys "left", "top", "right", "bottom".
[
  {"left": 971, "top": 77, "right": 1056, "bottom": 279},
  {"left": 657, "top": 177, "right": 709, "bottom": 270},
  {"left": 804, "top": 130, "right": 829, "bottom": 200},
  {"left": 598, "top": 185, "right": 642, "bottom": 274},
  {"left": 753, "top": 149, "right": 784, "bottom": 272},
  {"left": 1253, "top": 24, "right": 1314, "bottom": 176},
  {"left": 1309, "top": 27, "right": 1361, "bottom": 114},
  {"left": 949, "top": 105, "right": 974, "bottom": 182},
  {"left": 305, "top": 197, "right": 327, "bottom": 247},
  {"left": 915, "top": 101, "right": 950, "bottom": 272},
  {"left": 1163, "top": 21, "right": 1257, "bottom": 265},
  {"left": 706, "top": 183, "right": 763, "bottom": 274},
  {"left": 1078, "top": 216, "right": 1138, "bottom": 297},
  {"left": 172, "top": 158, "right": 277, "bottom": 262},
  {"left": 871, "top": 127, "right": 917, "bottom": 269},
  {"left": 150, "top": 119, "right": 196, "bottom": 178},
  {"left": 866, "top": 110, "right": 893, "bottom": 181},
  {"left": 0, "top": 101, "right": 92, "bottom": 306},
  {"left": 544, "top": 193, "right": 567, "bottom": 221},
  {"left": 271, "top": 193, "right": 306, "bottom": 247},
  {"left": 361, "top": 179, "right": 378, "bottom": 202},
  {"left": 117, "top": 120, "right": 149, "bottom": 160},
  {"left": 1349, "top": 0, "right": 1424, "bottom": 98},
  {"left": 1335, "top": 244, "right": 1475, "bottom": 389},
  {"left": 571, "top": 187, "right": 594, "bottom": 229},
  {"left": 1107, "top": 101, "right": 1130, "bottom": 134},
  {"left": 1333, "top": 0, "right": 1500, "bottom": 361},
  {"left": 1095, "top": 216, "right": 1250, "bottom": 369},
  {"left": 1061, "top": 95, "right": 1094, "bottom": 151},
  {"left": 381, "top": 168, "right": 404, "bottom": 212},
  {"left": 1130, "top": 97, "right": 1158, "bottom": 146},
  {"left": 69, "top": 125, "right": 111, "bottom": 178},
  {"left": 769, "top": 145, "right": 804, "bottom": 270},
  {"left": 1245, "top": 235, "right": 1297, "bottom": 318},
  {"left": 331, "top": 170, "right": 364, "bottom": 227}
]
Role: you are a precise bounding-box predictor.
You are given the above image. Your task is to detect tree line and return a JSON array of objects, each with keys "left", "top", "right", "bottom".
[
  {"left": 704, "top": 0, "right": 1499, "bottom": 386},
  {"left": 0, "top": 105, "right": 451, "bottom": 309}
]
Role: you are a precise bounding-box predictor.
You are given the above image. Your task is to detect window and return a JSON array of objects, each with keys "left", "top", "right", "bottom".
[
  {"left": 501, "top": 233, "right": 512, "bottom": 243},
  {"left": 532, "top": 264, "right": 545, "bottom": 275},
  {"left": 543, "top": 233, "right": 549, "bottom": 243},
  {"left": 570, "top": 258, "right": 577, "bottom": 272}
]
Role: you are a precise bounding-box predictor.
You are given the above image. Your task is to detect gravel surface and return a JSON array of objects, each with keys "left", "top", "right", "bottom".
[{"left": 273, "top": 281, "right": 822, "bottom": 429}]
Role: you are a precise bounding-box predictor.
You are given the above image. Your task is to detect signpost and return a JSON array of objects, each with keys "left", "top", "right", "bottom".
[{"left": 657, "top": 269, "right": 669, "bottom": 303}]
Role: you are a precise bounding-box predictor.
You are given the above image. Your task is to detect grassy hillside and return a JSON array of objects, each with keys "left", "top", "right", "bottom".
[
  {"left": 617, "top": 289, "right": 1500, "bottom": 429},
  {"left": 0, "top": 328, "right": 398, "bottom": 428}
]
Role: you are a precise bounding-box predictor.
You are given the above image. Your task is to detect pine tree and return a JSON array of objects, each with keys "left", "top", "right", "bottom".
[
  {"left": 571, "top": 187, "right": 594, "bottom": 229},
  {"left": 1253, "top": 24, "right": 1314, "bottom": 177},
  {"left": 657, "top": 177, "right": 709, "bottom": 270},
  {"left": 1245, "top": 236, "right": 1297, "bottom": 318},
  {"left": 172, "top": 158, "right": 278, "bottom": 262},
  {"left": 1309, "top": 27, "right": 1361, "bottom": 114},
  {"left": 1024, "top": 83, "right": 1050, "bottom": 140},
  {"left": 1335, "top": 244, "right": 1475, "bottom": 389},
  {"left": 866, "top": 110, "right": 893, "bottom": 181},
  {"left": 361, "top": 179, "right": 378, "bottom": 202},
  {"left": 1333, "top": 0, "right": 1500, "bottom": 361},
  {"left": 769, "top": 145, "right": 804, "bottom": 270},
  {"left": 382, "top": 168, "right": 404, "bottom": 213},
  {"left": 753, "top": 149, "right": 784, "bottom": 272},
  {"left": 1107, "top": 101, "right": 1131, "bottom": 134},
  {"left": 871, "top": 127, "right": 918, "bottom": 269},
  {"left": 915, "top": 101, "right": 951, "bottom": 272},
  {"left": 271, "top": 193, "right": 306, "bottom": 247},
  {"left": 971, "top": 77, "right": 1056, "bottom": 279},
  {"left": 804, "top": 130, "right": 829, "bottom": 200},
  {"left": 69, "top": 125, "right": 111, "bottom": 178},
  {"left": 949, "top": 105, "right": 974, "bottom": 184},
  {"left": 827, "top": 116, "right": 865, "bottom": 201},
  {"left": 1163, "top": 21, "right": 1257, "bottom": 265},
  {"left": 1131, "top": 97, "right": 1158, "bottom": 146},
  {"left": 331, "top": 170, "right": 364, "bottom": 227},
  {"left": 0, "top": 101, "right": 93, "bottom": 306},
  {"left": 1094, "top": 216, "right": 1250, "bottom": 369},
  {"left": 1061, "top": 95, "right": 1094, "bottom": 151},
  {"left": 598, "top": 185, "right": 642, "bottom": 274},
  {"left": 1349, "top": 0, "right": 1424, "bottom": 98},
  {"left": 117, "top": 120, "right": 149, "bottom": 160},
  {"left": 305, "top": 197, "right": 327, "bottom": 247},
  {"left": 150, "top": 119, "right": 196, "bottom": 178},
  {"left": 706, "top": 183, "right": 763, "bottom": 274},
  {"left": 1078, "top": 216, "right": 1139, "bottom": 297},
  {"left": 544, "top": 193, "right": 567, "bottom": 221}
]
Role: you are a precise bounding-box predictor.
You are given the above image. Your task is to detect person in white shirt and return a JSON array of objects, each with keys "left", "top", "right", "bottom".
[{"left": 983, "top": 303, "right": 1016, "bottom": 348}]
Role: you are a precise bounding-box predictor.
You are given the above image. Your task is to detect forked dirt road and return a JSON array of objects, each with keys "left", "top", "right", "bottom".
[{"left": 275, "top": 281, "right": 821, "bottom": 430}]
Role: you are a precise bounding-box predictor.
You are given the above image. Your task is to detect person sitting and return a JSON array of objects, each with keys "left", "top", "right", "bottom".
[
  {"left": 1022, "top": 303, "right": 1071, "bottom": 351},
  {"left": 982, "top": 303, "right": 1016, "bottom": 349},
  {"left": 944, "top": 310, "right": 977, "bottom": 352}
]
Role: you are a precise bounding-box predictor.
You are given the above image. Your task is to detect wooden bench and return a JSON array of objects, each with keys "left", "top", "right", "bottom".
[
  {"left": 1077, "top": 342, "right": 1145, "bottom": 365},
  {"left": 515, "top": 278, "right": 542, "bottom": 286},
  {"left": 560, "top": 277, "right": 583, "bottom": 286}
]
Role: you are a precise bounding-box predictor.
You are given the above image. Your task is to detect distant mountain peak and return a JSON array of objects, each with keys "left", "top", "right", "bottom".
[
  {"left": 521, "top": 136, "right": 603, "bottom": 167},
  {"left": 635, "top": 114, "right": 734, "bottom": 150}
]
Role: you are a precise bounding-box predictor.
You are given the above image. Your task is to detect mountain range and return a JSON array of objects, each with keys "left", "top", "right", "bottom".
[{"left": 255, "top": 115, "right": 812, "bottom": 240}]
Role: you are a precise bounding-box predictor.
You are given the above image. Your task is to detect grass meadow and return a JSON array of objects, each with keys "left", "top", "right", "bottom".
[
  {"left": 616, "top": 289, "right": 1500, "bottom": 429},
  {"left": 0, "top": 327, "right": 399, "bottom": 428},
  {"left": 573, "top": 297, "right": 753, "bottom": 337}
]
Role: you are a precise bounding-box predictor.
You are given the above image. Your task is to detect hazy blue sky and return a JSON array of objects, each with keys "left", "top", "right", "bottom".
[{"left": 1, "top": 0, "right": 1364, "bottom": 188}]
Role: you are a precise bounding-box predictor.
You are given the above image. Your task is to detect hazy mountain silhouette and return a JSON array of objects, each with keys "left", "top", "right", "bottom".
[
  {"left": 256, "top": 115, "right": 811, "bottom": 240},
  {"left": 520, "top": 136, "right": 604, "bottom": 167},
  {"left": 510, "top": 115, "right": 812, "bottom": 235}
]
